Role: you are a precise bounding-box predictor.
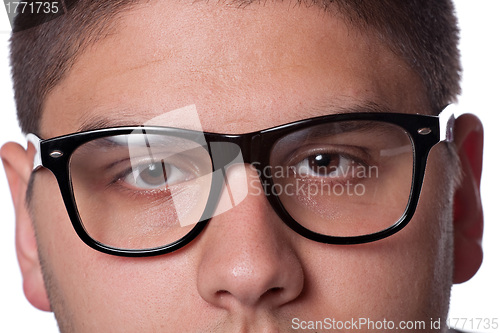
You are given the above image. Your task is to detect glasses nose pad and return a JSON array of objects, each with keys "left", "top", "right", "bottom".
[{"left": 206, "top": 142, "right": 249, "bottom": 218}]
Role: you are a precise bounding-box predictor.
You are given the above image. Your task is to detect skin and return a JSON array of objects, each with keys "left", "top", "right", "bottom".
[{"left": 1, "top": 1, "right": 484, "bottom": 332}]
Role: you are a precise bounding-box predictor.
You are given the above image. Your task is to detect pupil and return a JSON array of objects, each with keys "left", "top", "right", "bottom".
[
  {"left": 312, "top": 154, "right": 331, "bottom": 167},
  {"left": 141, "top": 162, "right": 167, "bottom": 185},
  {"left": 308, "top": 154, "right": 339, "bottom": 175},
  {"left": 148, "top": 163, "right": 161, "bottom": 174}
]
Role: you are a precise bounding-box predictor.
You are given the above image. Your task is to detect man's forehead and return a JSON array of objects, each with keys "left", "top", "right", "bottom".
[{"left": 40, "top": 0, "right": 427, "bottom": 138}]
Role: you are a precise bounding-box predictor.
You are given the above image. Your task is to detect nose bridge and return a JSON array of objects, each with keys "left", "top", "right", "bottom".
[
  {"left": 208, "top": 132, "right": 261, "bottom": 169},
  {"left": 206, "top": 137, "right": 262, "bottom": 219}
]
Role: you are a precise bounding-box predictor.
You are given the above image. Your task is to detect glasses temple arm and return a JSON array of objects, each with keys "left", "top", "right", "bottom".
[
  {"left": 26, "top": 133, "right": 43, "bottom": 170},
  {"left": 439, "top": 104, "right": 456, "bottom": 143}
]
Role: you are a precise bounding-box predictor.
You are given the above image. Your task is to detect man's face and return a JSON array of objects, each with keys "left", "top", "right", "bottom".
[{"left": 30, "top": 1, "right": 455, "bottom": 331}]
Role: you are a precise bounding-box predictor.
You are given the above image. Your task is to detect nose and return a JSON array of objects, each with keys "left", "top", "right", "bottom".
[{"left": 196, "top": 164, "right": 304, "bottom": 310}]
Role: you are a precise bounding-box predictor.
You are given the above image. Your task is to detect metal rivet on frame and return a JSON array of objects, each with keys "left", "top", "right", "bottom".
[
  {"left": 417, "top": 128, "right": 432, "bottom": 135},
  {"left": 49, "top": 150, "right": 64, "bottom": 158}
]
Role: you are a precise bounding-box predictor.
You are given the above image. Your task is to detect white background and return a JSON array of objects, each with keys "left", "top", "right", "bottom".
[{"left": 0, "top": 1, "right": 498, "bottom": 331}]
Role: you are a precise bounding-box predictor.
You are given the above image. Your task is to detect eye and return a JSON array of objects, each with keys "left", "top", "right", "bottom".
[
  {"left": 122, "top": 160, "right": 190, "bottom": 190},
  {"left": 294, "top": 152, "right": 357, "bottom": 178}
]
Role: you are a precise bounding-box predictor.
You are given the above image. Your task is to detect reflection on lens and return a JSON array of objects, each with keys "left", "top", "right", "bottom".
[
  {"left": 70, "top": 133, "right": 213, "bottom": 250},
  {"left": 270, "top": 121, "right": 414, "bottom": 237}
]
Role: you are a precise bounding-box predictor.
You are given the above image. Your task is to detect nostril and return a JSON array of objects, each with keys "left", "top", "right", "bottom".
[
  {"left": 215, "top": 290, "right": 230, "bottom": 298},
  {"left": 268, "top": 287, "right": 282, "bottom": 293},
  {"left": 253, "top": 287, "right": 287, "bottom": 305},
  {"left": 263, "top": 287, "right": 284, "bottom": 299}
]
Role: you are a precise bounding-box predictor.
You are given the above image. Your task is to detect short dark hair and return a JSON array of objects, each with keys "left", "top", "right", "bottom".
[{"left": 10, "top": 0, "right": 461, "bottom": 135}]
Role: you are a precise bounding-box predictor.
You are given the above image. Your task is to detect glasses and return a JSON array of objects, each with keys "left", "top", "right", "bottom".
[{"left": 28, "top": 106, "right": 455, "bottom": 257}]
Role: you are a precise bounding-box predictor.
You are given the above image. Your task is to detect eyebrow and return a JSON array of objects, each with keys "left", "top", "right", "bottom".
[
  {"left": 313, "top": 100, "right": 396, "bottom": 116},
  {"left": 76, "top": 100, "right": 398, "bottom": 134},
  {"left": 78, "top": 115, "right": 140, "bottom": 133}
]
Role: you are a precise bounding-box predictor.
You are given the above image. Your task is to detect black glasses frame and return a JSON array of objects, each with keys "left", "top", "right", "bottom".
[{"left": 28, "top": 106, "right": 455, "bottom": 257}]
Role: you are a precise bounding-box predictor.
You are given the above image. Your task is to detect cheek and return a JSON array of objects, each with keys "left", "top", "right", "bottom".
[
  {"left": 410, "top": 145, "right": 455, "bottom": 298},
  {"left": 32, "top": 170, "right": 77, "bottom": 257},
  {"left": 297, "top": 238, "right": 444, "bottom": 321},
  {"left": 32, "top": 170, "right": 201, "bottom": 330}
]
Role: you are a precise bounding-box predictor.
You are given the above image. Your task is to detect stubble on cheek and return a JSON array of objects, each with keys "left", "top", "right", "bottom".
[
  {"left": 411, "top": 144, "right": 457, "bottom": 323},
  {"left": 37, "top": 247, "right": 77, "bottom": 333},
  {"left": 28, "top": 172, "right": 79, "bottom": 333}
]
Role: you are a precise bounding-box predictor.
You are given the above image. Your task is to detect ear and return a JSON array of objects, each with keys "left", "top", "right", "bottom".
[
  {"left": 1, "top": 142, "right": 51, "bottom": 311},
  {"left": 451, "top": 114, "right": 484, "bottom": 284}
]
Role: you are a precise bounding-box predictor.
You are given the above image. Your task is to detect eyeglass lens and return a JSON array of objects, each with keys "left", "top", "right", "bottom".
[
  {"left": 270, "top": 121, "right": 413, "bottom": 237},
  {"left": 70, "top": 133, "right": 214, "bottom": 250}
]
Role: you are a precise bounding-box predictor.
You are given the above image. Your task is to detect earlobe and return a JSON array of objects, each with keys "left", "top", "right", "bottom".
[
  {"left": 1, "top": 142, "right": 51, "bottom": 311},
  {"left": 451, "top": 114, "right": 484, "bottom": 284}
]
